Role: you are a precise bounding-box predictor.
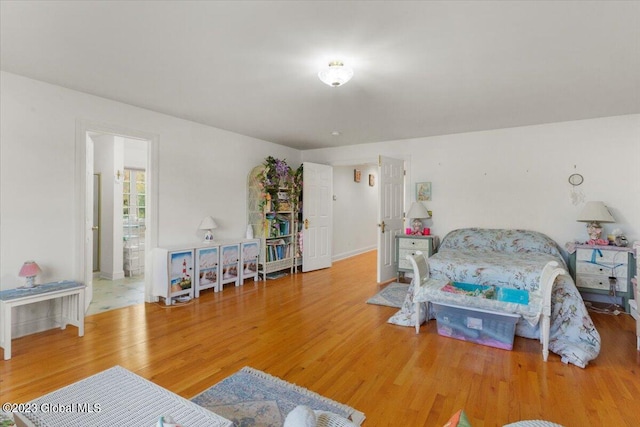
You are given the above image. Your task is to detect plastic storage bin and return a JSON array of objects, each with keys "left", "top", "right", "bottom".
[{"left": 433, "top": 302, "right": 519, "bottom": 350}]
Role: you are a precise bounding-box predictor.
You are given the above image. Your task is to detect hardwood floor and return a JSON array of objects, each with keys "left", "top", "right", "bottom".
[{"left": 1, "top": 250, "right": 639, "bottom": 426}]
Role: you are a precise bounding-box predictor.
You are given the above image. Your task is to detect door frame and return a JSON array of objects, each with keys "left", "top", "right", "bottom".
[
  {"left": 321, "top": 156, "right": 410, "bottom": 280},
  {"left": 75, "top": 119, "right": 159, "bottom": 310}
]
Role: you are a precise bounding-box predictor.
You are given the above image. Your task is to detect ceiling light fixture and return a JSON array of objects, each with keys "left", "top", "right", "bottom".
[{"left": 318, "top": 61, "right": 353, "bottom": 87}]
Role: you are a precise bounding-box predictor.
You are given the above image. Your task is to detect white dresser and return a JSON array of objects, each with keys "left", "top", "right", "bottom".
[
  {"left": 395, "top": 235, "right": 438, "bottom": 280},
  {"left": 569, "top": 244, "right": 636, "bottom": 313}
]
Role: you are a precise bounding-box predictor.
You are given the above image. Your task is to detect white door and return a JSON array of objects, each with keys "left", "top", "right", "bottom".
[
  {"left": 377, "top": 156, "right": 404, "bottom": 283},
  {"left": 84, "top": 135, "right": 95, "bottom": 310},
  {"left": 302, "top": 162, "right": 333, "bottom": 272}
]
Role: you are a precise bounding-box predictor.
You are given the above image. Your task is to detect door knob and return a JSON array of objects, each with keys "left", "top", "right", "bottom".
[
  {"left": 304, "top": 219, "right": 309, "bottom": 229},
  {"left": 92, "top": 226, "right": 99, "bottom": 231},
  {"left": 378, "top": 221, "right": 386, "bottom": 233}
]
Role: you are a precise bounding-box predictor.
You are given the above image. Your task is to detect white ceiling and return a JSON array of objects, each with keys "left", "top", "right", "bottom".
[{"left": 1, "top": 1, "right": 639, "bottom": 150}]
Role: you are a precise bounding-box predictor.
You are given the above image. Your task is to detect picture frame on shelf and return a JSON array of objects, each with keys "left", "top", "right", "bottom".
[{"left": 416, "top": 182, "right": 432, "bottom": 201}]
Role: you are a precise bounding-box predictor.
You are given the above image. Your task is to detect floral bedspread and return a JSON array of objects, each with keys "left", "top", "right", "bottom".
[{"left": 388, "top": 228, "right": 601, "bottom": 368}]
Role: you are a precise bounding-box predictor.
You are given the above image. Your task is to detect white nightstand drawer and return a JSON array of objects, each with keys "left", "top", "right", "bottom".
[
  {"left": 398, "top": 248, "right": 431, "bottom": 269},
  {"left": 398, "top": 238, "right": 432, "bottom": 250},
  {"left": 576, "top": 261, "right": 628, "bottom": 278},
  {"left": 576, "top": 248, "right": 629, "bottom": 265},
  {"left": 576, "top": 275, "right": 628, "bottom": 292}
]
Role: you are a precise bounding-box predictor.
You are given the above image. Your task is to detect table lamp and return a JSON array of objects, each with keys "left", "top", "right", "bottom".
[
  {"left": 19, "top": 261, "right": 41, "bottom": 288},
  {"left": 577, "top": 201, "right": 615, "bottom": 242},
  {"left": 407, "top": 202, "right": 431, "bottom": 235},
  {"left": 199, "top": 216, "right": 218, "bottom": 242}
]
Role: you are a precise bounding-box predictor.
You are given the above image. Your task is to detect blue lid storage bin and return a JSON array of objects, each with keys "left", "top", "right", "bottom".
[{"left": 433, "top": 302, "right": 519, "bottom": 350}]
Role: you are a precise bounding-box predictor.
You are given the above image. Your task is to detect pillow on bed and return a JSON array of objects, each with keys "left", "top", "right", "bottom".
[
  {"left": 438, "top": 228, "right": 562, "bottom": 258},
  {"left": 443, "top": 409, "right": 472, "bottom": 427}
]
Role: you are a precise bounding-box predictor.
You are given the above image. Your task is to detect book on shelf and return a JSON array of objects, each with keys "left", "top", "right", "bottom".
[
  {"left": 264, "top": 240, "right": 292, "bottom": 262},
  {"left": 264, "top": 213, "right": 291, "bottom": 237}
]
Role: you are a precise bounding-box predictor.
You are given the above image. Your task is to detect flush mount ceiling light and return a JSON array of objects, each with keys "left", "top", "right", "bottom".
[{"left": 318, "top": 60, "right": 353, "bottom": 87}]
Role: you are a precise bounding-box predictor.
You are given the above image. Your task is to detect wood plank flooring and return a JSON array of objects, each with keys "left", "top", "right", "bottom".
[{"left": 1, "top": 251, "right": 639, "bottom": 426}]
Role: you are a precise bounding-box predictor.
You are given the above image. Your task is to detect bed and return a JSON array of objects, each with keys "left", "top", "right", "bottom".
[{"left": 388, "top": 228, "right": 601, "bottom": 368}]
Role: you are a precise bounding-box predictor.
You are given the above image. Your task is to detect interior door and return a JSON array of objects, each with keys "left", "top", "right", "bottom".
[
  {"left": 377, "top": 156, "right": 404, "bottom": 283},
  {"left": 84, "top": 135, "right": 95, "bottom": 310},
  {"left": 92, "top": 174, "right": 101, "bottom": 272},
  {"left": 302, "top": 162, "right": 333, "bottom": 272}
]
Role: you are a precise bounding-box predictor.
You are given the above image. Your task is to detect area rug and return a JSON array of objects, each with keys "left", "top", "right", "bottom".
[
  {"left": 366, "top": 282, "right": 409, "bottom": 308},
  {"left": 192, "top": 367, "right": 365, "bottom": 427}
]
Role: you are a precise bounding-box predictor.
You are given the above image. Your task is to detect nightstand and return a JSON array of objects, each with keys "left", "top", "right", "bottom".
[
  {"left": 568, "top": 244, "right": 637, "bottom": 313},
  {"left": 395, "top": 234, "right": 438, "bottom": 280}
]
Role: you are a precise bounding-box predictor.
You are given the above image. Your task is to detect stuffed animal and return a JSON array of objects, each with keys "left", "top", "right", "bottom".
[{"left": 284, "top": 405, "right": 317, "bottom": 427}]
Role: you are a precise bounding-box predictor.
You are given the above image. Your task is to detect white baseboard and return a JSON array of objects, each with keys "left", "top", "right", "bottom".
[
  {"left": 99, "top": 270, "right": 126, "bottom": 280},
  {"left": 332, "top": 246, "right": 376, "bottom": 262}
]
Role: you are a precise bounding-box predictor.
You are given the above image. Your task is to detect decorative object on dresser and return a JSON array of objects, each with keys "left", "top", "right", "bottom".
[
  {"left": 199, "top": 216, "right": 218, "bottom": 242},
  {"left": 18, "top": 260, "right": 41, "bottom": 288},
  {"left": 406, "top": 201, "right": 431, "bottom": 235},
  {"left": 568, "top": 243, "right": 637, "bottom": 313},
  {"left": 395, "top": 234, "right": 437, "bottom": 281},
  {"left": 577, "top": 201, "right": 615, "bottom": 243}
]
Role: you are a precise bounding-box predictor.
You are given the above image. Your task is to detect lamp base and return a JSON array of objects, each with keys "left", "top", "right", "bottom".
[
  {"left": 411, "top": 218, "right": 423, "bottom": 235},
  {"left": 203, "top": 230, "right": 214, "bottom": 243},
  {"left": 585, "top": 221, "right": 603, "bottom": 241},
  {"left": 24, "top": 276, "right": 36, "bottom": 288}
]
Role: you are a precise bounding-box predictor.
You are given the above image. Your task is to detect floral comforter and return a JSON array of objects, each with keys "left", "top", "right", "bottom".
[{"left": 388, "top": 228, "right": 601, "bottom": 368}]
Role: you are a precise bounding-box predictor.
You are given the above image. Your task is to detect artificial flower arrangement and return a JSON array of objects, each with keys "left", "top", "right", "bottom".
[{"left": 256, "top": 156, "right": 303, "bottom": 212}]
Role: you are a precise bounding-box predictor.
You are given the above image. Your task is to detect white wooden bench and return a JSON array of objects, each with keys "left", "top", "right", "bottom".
[{"left": 408, "top": 251, "right": 566, "bottom": 361}]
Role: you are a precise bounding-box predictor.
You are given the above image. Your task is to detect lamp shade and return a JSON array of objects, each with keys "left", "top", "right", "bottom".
[
  {"left": 19, "top": 261, "right": 41, "bottom": 277},
  {"left": 199, "top": 216, "right": 218, "bottom": 230},
  {"left": 577, "top": 201, "right": 615, "bottom": 223},
  {"left": 406, "top": 202, "right": 431, "bottom": 219}
]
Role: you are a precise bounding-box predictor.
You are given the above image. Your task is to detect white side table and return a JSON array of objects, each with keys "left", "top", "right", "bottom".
[{"left": 0, "top": 281, "right": 85, "bottom": 360}]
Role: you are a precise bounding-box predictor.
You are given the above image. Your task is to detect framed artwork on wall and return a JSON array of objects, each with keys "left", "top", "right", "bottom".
[
  {"left": 416, "top": 182, "right": 432, "bottom": 201},
  {"left": 354, "top": 169, "right": 361, "bottom": 183}
]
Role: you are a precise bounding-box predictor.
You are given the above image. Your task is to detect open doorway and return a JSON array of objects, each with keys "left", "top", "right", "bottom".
[
  {"left": 86, "top": 134, "right": 149, "bottom": 315},
  {"left": 75, "top": 120, "right": 159, "bottom": 314}
]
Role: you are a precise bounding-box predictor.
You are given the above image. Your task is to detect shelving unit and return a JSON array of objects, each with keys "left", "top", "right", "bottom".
[
  {"left": 123, "top": 217, "right": 145, "bottom": 277},
  {"left": 248, "top": 165, "right": 296, "bottom": 280}
]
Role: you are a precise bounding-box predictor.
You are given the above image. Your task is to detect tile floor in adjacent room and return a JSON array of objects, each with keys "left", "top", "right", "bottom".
[{"left": 87, "top": 275, "right": 145, "bottom": 316}]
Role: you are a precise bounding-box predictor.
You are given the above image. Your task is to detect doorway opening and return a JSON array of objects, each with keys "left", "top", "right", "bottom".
[{"left": 75, "top": 120, "right": 159, "bottom": 314}]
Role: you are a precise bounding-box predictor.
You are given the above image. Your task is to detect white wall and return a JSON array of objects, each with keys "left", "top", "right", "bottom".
[
  {"left": 332, "top": 164, "right": 378, "bottom": 260},
  {"left": 303, "top": 115, "right": 640, "bottom": 260},
  {"left": 0, "top": 71, "right": 300, "bottom": 335},
  {"left": 124, "top": 137, "right": 147, "bottom": 169}
]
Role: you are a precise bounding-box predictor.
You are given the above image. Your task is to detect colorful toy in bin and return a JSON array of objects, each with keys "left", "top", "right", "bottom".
[{"left": 441, "top": 282, "right": 530, "bottom": 305}]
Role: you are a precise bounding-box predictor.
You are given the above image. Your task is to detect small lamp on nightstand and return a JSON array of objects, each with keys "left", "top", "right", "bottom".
[
  {"left": 406, "top": 202, "right": 431, "bottom": 235},
  {"left": 19, "top": 261, "right": 41, "bottom": 288},
  {"left": 577, "top": 201, "right": 615, "bottom": 242},
  {"left": 199, "top": 216, "right": 218, "bottom": 242}
]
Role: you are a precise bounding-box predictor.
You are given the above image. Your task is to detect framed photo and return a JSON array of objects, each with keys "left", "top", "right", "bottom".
[
  {"left": 354, "top": 169, "right": 361, "bottom": 183},
  {"left": 369, "top": 174, "right": 375, "bottom": 187},
  {"left": 416, "top": 182, "right": 432, "bottom": 201}
]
